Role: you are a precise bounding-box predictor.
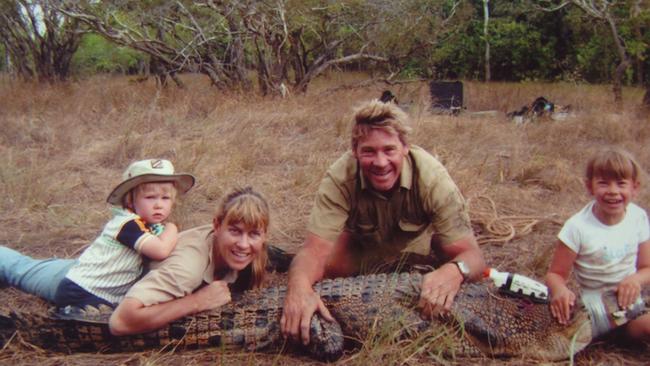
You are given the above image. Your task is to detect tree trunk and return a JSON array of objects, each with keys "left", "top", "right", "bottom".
[
  {"left": 483, "top": 0, "right": 490, "bottom": 82},
  {"left": 606, "top": 13, "right": 630, "bottom": 107},
  {"left": 0, "top": 0, "right": 82, "bottom": 83},
  {"left": 612, "top": 59, "right": 630, "bottom": 108},
  {"left": 642, "top": 84, "right": 650, "bottom": 110},
  {"left": 222, "top": 4, "right": 251, "bottom": 92},
  {"left": 631, "top": 1, "right": 644, "bottom": 86}
]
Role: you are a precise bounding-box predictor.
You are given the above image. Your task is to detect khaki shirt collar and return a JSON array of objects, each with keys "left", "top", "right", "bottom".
[
  {"left": 358, "top": 150, "right": 414, "bottom": 192},
  {"left": 203, "top": 229, "right": 237, "bottom": 284},
  {"left": 203, "top": 228, "right": 216, "bottom": 284}
]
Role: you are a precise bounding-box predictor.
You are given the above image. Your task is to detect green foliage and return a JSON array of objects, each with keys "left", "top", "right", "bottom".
[
  {"left": 429, "top": 17, "right": 557, "bottom": 81},
  {"left": 43, "top": 0, "right": 650, "bottom": 85},
  {"left": 430, "top": 27, "right": 477, "bottom": 80},
  {"left": 561, "top": 7, "right": 617, "bottom": 83},
  {"left": 425, "top": 1, "right": 567, "bottom": 80},
  {"left": 488, "top": 20, "right": 556, "bottom": 80},
  {"left": 72, "top": 34, "right": 145, "bottom": 75},
  {"left": 575, "top": 35, "right": 616, "bottom": 82},
  {"left": 0, "top": 44, "right": 5, "bottom": 72}
]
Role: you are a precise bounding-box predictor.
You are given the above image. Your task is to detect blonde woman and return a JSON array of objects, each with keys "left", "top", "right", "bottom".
[{"left": 109, "top": 186, "right": 272, "bottom": 335}]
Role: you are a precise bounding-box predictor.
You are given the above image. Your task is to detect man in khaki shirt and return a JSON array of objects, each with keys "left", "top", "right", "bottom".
[{"left": 281, "top": 99, "right": 486, "bottom": 345}]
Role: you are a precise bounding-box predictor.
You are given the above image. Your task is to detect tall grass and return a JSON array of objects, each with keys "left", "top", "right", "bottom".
[{"left": 1, "top": 73, "right": 649, "bottom": 365}]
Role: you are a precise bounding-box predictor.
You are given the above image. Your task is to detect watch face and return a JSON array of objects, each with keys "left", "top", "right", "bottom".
[{"left": 454, "top": 261, "right": 470, "bottom": 278}]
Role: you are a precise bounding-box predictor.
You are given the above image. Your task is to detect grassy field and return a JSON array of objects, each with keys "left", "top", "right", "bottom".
[{"left": 0, "top": 73, "right": 649, "bottom": 365}]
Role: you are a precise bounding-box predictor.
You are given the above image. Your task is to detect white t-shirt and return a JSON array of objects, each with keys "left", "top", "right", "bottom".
[{"left": 559, "top": 201, "right": 650, "bottom": 290}]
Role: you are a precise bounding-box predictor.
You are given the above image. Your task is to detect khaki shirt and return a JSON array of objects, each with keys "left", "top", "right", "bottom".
[
  {"left": 125, "top": 224, "right": 235, "bottom": 306},
  {"left": 307, "top": 145, "right": 472, "bottom": 264}
]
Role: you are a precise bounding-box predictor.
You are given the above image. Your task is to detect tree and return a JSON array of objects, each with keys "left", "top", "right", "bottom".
[
  {"left": 0, "top": 0, "right": 83, "bottom": 82},
  {"left": 483, "top": 0, "right": 491, "bottom": 81},
  {"left": 538, "top": 0, "right": 648, "bottom": 105},
  {"left": 71, "top": 33, "right": 143, "bottom": 75},
  {"left": 58, "top": 1, "right": 250, "bottom": 89},
  {"left": 431, "top": 1, "right": 559, "bottom": 81},
  {"left": 58, "top": 0, "right": 463, "bottom": 94}
]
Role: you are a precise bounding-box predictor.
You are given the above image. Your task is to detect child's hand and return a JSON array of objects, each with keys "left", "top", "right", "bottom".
[
  {"left": 549, "top": 286, "right": 576, "bottom": 325},
  {"left": 149, "top": 223, "right": 165, "bottom": 236},
  {"left": 617, "top": 276, "right": 641, "bottom": 309},
  {"left": 148, "top": 222, "right": 177, "bottom": 236},
  {"left": 140, "top": 223, "right": 178, "bottom": 260}
]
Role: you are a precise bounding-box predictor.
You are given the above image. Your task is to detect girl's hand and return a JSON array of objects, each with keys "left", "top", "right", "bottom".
[
  {"left": 617, "top": 275, "right": 641, "bottom": 309},
  {"left": 549, "top": 285, "right": 576, "bottom": 325}
]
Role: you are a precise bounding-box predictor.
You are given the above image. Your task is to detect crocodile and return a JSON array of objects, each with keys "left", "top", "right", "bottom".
[{"left": 0, "top": 272, "right": 646, "bottom": 361}]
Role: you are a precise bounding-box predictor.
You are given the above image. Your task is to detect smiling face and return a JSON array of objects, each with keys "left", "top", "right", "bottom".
[
  {"left": 587, "top": 176, "right": 639, "bottom": 225},
  {"left": 131, "top": 182, "right": 176, "bottom": 224},
  {"left": 213, "top": 219, "right": 266, "bottom": 272},
  {"left": 354, "top": 128, "right": 409, "bottom": 193}
]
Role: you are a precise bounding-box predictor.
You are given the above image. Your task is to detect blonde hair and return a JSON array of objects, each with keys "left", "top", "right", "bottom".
[
  {"left": 124, "top": 182, "right": 178, "bottom": 210},
  {"left": 215, "top": 186, "right": 269, "bottom": 289},
  {"left": 586, "top": 148, "right": 642, "bottom": 183},
  {"left": 350, "top": 99, "right": 412, "bottom": 150}
]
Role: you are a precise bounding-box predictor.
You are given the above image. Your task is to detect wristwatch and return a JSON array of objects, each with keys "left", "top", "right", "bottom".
[{"left": 451, "top": 260, "right": 470, "bottom": 282}]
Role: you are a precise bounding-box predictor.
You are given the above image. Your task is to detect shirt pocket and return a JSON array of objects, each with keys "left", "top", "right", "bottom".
[{"left": 398, "top": 220, "right": 427, "bottom": 233}]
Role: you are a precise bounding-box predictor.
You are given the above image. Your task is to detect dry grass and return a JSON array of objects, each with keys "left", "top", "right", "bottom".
[{"left": 1, "top": 73, "right": 649, "bottom": 365}]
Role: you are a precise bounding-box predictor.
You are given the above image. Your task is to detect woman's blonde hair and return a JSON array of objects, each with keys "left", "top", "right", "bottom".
[
  {"left": 350, "top": 99, "right": 412, "bottom": 150},
  {"left": 586, "top": 147, "right": 642, "bottom": 183},
  {"left": 214, "top": 186, "right": 270, "bottom": 289}
]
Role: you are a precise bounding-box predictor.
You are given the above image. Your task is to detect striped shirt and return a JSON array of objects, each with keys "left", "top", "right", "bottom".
[{"left": 65, "top": 207, "right": 155, "bottom": 304}]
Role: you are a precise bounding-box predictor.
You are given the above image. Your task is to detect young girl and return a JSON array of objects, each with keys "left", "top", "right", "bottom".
[
  {"left": 546, "top": 148, "right": 650, "bottom": 340},
  {"left": 54, "top": 158, "right": 195, "bottom": 308}
]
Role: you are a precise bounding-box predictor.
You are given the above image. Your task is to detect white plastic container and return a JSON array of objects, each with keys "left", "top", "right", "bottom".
[{"left": 484, "top": 268, "right": 549, "bottom": 303}]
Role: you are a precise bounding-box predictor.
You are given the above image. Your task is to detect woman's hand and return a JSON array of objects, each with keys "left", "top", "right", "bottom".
[
  {"left": 192, "top": 280, "right": 232, "bottom": 313},
  {"left": 549, "top": 285, "right": 575, "bottom": 325}
]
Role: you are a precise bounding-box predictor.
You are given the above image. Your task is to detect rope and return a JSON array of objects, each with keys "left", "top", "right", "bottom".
[{"left": 468, "top": 195, "right": 563, "bottom": 246}]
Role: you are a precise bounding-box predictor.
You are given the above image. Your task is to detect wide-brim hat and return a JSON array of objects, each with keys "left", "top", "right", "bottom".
[{"left": 107, "top": 159, "right": 196, "bottom": 206}]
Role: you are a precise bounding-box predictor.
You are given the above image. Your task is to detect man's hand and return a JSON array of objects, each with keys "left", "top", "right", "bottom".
[
  {"left": 418, "top": 263, "right": 464, "bottom": 318},
  {"left": 549, "top": 285, "right": 575, "bottom": 325},
  {"left": 281, "top": 284, "right": 334, "bottom": 345},
  {"left": 192, "top": 280, "right": 231, "bottom": 313}
]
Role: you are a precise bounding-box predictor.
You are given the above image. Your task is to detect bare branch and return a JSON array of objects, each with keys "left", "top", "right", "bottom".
[{"left": 535, "top": 0, "right": 572, "bottom": 12}]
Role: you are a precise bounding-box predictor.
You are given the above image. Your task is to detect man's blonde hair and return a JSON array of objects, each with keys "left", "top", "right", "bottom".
[
  {"left": 350, "top": 99, "right": 412, "bottom": 150},
  {"left": 214, "top": 186, "right": 270, "bottom": 289},
  {"left": 586, "top": 147, "right": 642, "bottom": 183}
]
